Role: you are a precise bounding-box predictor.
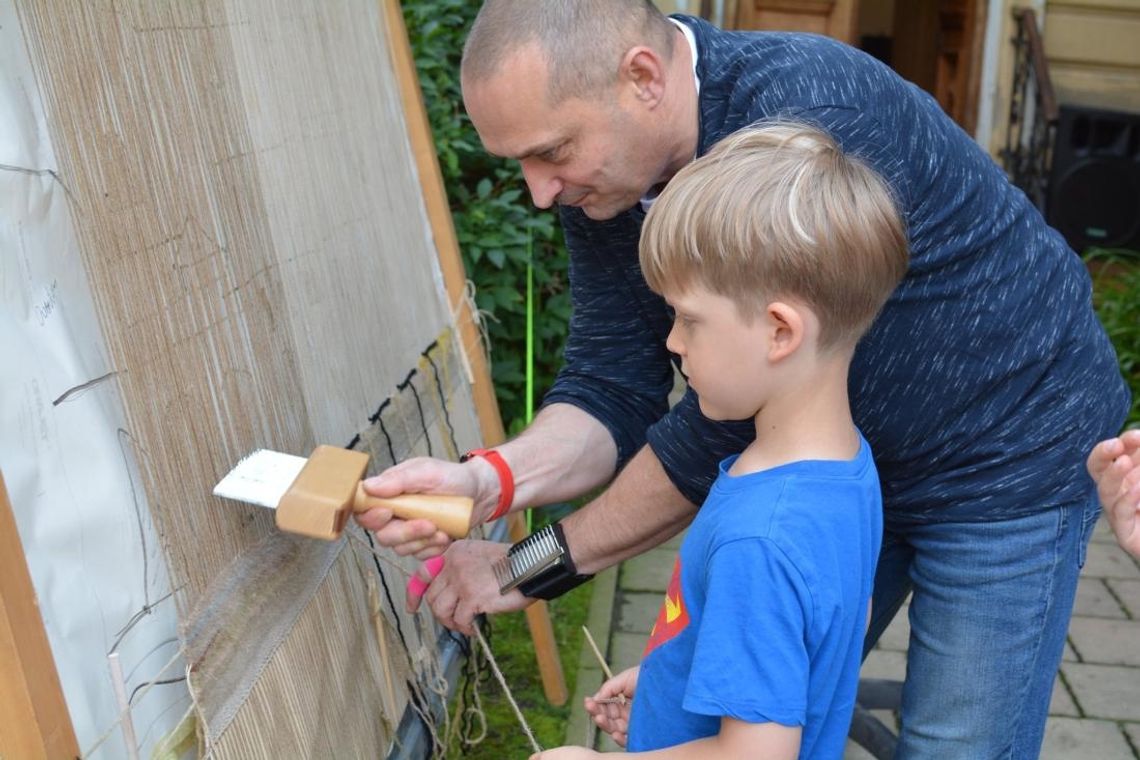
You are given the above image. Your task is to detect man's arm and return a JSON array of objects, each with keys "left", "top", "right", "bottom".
[
  {"left": 490, "top": 402, "right": 621, "bottom": 513},
  {"left": 413, "top": 436, "right": 698, "bottom": 633},
  {"left": 562, "top": 444, "right": 697, "bottom": 574},
  {"left": 356, "top": 402, "right": 619, "bottom": 555}
]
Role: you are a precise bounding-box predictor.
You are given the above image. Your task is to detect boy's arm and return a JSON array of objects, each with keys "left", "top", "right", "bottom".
[{"left": 530, "top": 717, "right": 801, "bottom": 759}]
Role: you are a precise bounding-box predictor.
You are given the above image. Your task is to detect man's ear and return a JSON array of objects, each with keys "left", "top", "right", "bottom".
[
  {"left": 619, "top": 46, "right": 666, "bottom": 107},
  {"left": 766, "top": 302, "right": 805, "bottom": 362}
]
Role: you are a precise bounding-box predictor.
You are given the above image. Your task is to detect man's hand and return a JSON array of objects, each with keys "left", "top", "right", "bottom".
[
  {"left": 420, "top": 539, "right": 530, "bottom": 633},
  {"left": 1088, "top": 429, "right": 1140, "bottom": 559},
  {"left": 355, "top": 456, "right": 496, "bottom": 559},
  {"left": 584, "top": 665, "right": 639, "bottom": 747}
]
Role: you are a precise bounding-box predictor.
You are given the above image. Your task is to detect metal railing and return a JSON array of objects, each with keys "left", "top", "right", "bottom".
[{"left": 1001, "top": 7, "right": 1060, "bottom": 212}]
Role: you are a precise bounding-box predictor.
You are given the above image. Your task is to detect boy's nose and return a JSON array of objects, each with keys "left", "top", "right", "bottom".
[{"left": 666, "top": 323, "right": 684, "bottom": 355}]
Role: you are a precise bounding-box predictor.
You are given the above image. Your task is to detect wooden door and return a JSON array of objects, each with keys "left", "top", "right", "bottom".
[
  {"left": 732, "top": 0, "right": 860, "bottom": 45},
  {"left": 893, "top": 0, "right": 985, "bottom": 132}
]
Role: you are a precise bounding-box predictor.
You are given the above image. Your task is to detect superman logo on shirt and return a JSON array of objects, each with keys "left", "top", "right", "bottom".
[{"left": 643, "top": 555, "right": 689, "bottom": 657}]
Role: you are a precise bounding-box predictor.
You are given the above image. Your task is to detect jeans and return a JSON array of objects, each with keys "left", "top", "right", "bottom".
[{"left": 865, "top": 493, "right": 1100, "bottom": 759}]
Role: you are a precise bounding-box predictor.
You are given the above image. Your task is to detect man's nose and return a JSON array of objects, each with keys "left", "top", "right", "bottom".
[{"left": 520, "top": 159, "right": 562, "bottom": 209}]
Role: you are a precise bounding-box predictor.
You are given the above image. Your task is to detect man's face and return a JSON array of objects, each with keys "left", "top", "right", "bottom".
[{"left": 463, "top": 44, "right": 666, "bottom": 220}]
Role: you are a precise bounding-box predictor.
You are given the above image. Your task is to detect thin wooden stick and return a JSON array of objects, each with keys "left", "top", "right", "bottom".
[
  {"left": 368, "top": 580, "right": 400, "bottom": 721},
  {"left": 581, "top": 626, "right": 613, "bottom": 680},
  {"left": 107, "top": 652, "right": 140, "bottom": 760},
  {"left": 582, "top": 626, "right": 628, "bottom": 706}
]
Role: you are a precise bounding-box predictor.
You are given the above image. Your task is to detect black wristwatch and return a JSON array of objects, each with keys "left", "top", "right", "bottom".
[{"left": 496, "top": 522, "right": 593, "bottom": 600}]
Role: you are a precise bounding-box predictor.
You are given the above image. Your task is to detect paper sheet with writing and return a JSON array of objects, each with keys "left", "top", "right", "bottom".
[{"left": 0, "top": 1, "right": 187, "bottom": 754}]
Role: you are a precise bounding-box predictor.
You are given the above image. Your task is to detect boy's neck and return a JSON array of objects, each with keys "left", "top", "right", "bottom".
[{"left": 730, "top": 358, "right": 860, "bottom": 476}]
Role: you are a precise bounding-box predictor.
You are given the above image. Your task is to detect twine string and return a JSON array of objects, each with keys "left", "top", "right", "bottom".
[{"left": 348, "top": 531, "right": 541, "bottom": 754}]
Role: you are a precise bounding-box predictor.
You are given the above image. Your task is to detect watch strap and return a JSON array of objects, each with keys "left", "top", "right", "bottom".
[{"left": 511, "top": 522, "right": 594, "bottom": 601}]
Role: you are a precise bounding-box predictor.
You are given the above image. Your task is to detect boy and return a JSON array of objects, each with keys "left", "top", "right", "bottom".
[{"left": 531, "top": 121, "right": 908, "bottom": 759}]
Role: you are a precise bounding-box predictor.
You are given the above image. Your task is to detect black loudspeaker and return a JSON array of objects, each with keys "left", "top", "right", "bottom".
[{"left": 1047, "top": 104, "right": 1140, "bottom": 252}]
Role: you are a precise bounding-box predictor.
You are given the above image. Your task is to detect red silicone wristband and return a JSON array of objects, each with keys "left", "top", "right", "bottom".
[{"left": 462, "top": 448, "right": 514, "bottom": 522}]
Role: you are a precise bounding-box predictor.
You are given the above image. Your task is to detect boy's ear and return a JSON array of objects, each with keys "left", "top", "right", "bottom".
[{"left": 766, "top": 302, "right": 805, "bottom": 362}]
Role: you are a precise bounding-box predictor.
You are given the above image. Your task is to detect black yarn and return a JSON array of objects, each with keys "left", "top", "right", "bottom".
[
  {"left": 347, "top": 340, "right": 493, "bottom": 756},
  {"left": 421, "top": 345, "right": 458, "bottom": 450}
]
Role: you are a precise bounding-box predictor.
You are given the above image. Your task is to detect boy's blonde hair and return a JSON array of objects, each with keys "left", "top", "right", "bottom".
[{"left": 640, "top": 122, "right": 909, "bottom": 351}]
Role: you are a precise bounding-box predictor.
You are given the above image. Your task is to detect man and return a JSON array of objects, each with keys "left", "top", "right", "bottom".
[{"left": 358, "top": 2, "right": 1130, "bottom": 757}]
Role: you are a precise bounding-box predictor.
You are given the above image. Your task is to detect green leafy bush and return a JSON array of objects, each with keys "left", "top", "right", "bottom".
[
  {"left": 403, "top": 0, "right": 570, "bottom": 433},
  {"left": 1085, "top": 248, "right": 1140, "bottom": 429}
]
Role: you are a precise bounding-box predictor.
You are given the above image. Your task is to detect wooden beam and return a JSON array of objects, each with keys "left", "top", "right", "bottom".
[
  {"left": 378, "top": 0, "right": 568, "bottom": 707},
  {"left": 378, "top": 0, "right": 502, "bottom": 448},
  {"left": 0, "top": 471, "right": 80, "bottom": 759}
]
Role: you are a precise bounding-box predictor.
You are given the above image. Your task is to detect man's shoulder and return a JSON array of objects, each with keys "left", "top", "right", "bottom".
[
  {"left": 677, "top": 13, "right": 864, "bottom": 67},
  {"left": 681, "top": 16, "right": 897, "bottom": 148}
]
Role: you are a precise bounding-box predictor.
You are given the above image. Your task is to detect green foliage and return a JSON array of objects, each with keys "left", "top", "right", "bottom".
[
  {"left": 1085, "top": 247, "right": 1140, "bottom": 429},
  {"left": 403, "top": 0, "right": 570, "bottom": 432}
]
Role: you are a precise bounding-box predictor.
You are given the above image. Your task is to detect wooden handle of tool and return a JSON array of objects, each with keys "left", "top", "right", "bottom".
[{"left": 353, "top": 484, "right": 472, "bottom": 539}]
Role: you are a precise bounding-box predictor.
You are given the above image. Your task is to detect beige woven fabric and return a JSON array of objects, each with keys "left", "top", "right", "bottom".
[{"left": 16, "top": 0, "right": 483, "bottom": 755}]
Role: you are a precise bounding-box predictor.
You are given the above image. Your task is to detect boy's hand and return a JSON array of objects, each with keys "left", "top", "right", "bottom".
[
  {"left": 528, "top": 749, "right": 600, "bottom": 759},
  {"left": 1088, "top": 430, "right": 1140, "bottom": 559},
  {"left": 584, "top": 665, "right": 639, "bottom": 747}
]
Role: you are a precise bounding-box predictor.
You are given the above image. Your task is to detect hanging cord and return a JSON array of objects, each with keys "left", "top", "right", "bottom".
[
  {"left": 449, "top": 278, "right": 495, "bottom": 377},
  {"left": 421, "top": 342, "right": 491, "bottom": 750},
  {"left": 473, "top": 623, "right": 542, "bottom": 755},
  {"left": 349, "top": 533, "right": 541, "bottom": 754},
  {"left": 449, "top": 628, "right": 489, "bottom": 750}
]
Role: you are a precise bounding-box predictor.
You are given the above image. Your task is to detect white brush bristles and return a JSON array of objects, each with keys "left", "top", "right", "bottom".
[{"left": 213, "top": 449, "right": 309, "bottom": 509}]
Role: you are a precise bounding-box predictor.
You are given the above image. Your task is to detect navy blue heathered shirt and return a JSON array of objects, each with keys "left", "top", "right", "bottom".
[{"left": 541, "top": 16, "right": 1130, "bottom": 525}]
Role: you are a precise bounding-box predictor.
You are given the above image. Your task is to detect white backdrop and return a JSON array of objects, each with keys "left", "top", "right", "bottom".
[{"left": 1, "top": 0, "right": 188, "bottom": 755}]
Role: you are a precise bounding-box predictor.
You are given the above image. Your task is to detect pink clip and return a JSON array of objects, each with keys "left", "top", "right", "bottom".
[{"left": 406, "top": 555, "right": 446, "bottom": 599}]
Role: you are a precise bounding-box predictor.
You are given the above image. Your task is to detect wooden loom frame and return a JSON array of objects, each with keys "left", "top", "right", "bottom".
[{"left": 0, "top": 1, "right": 567, "bottom": 755}]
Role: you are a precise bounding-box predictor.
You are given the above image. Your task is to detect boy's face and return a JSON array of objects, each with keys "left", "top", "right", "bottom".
[{"left": 664, "top": 285, "right": 773, "bottom": 422}]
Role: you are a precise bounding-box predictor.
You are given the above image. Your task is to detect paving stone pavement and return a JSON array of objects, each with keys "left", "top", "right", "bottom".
[{"left": 566, "top": 515, "right": 1140, "bottom": 757}]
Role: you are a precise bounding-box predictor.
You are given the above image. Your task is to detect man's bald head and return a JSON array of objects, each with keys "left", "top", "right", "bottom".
[{"left": 461, "top": 0, "right": 675, "bottom": 104}]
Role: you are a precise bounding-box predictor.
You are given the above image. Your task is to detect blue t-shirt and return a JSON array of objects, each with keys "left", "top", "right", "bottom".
[
  {"left": 542, "top": 16, "right": 1129, "bottom": 525},
  {"left": 628, "top": 437, "right": 883, "bottom": 758}
]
